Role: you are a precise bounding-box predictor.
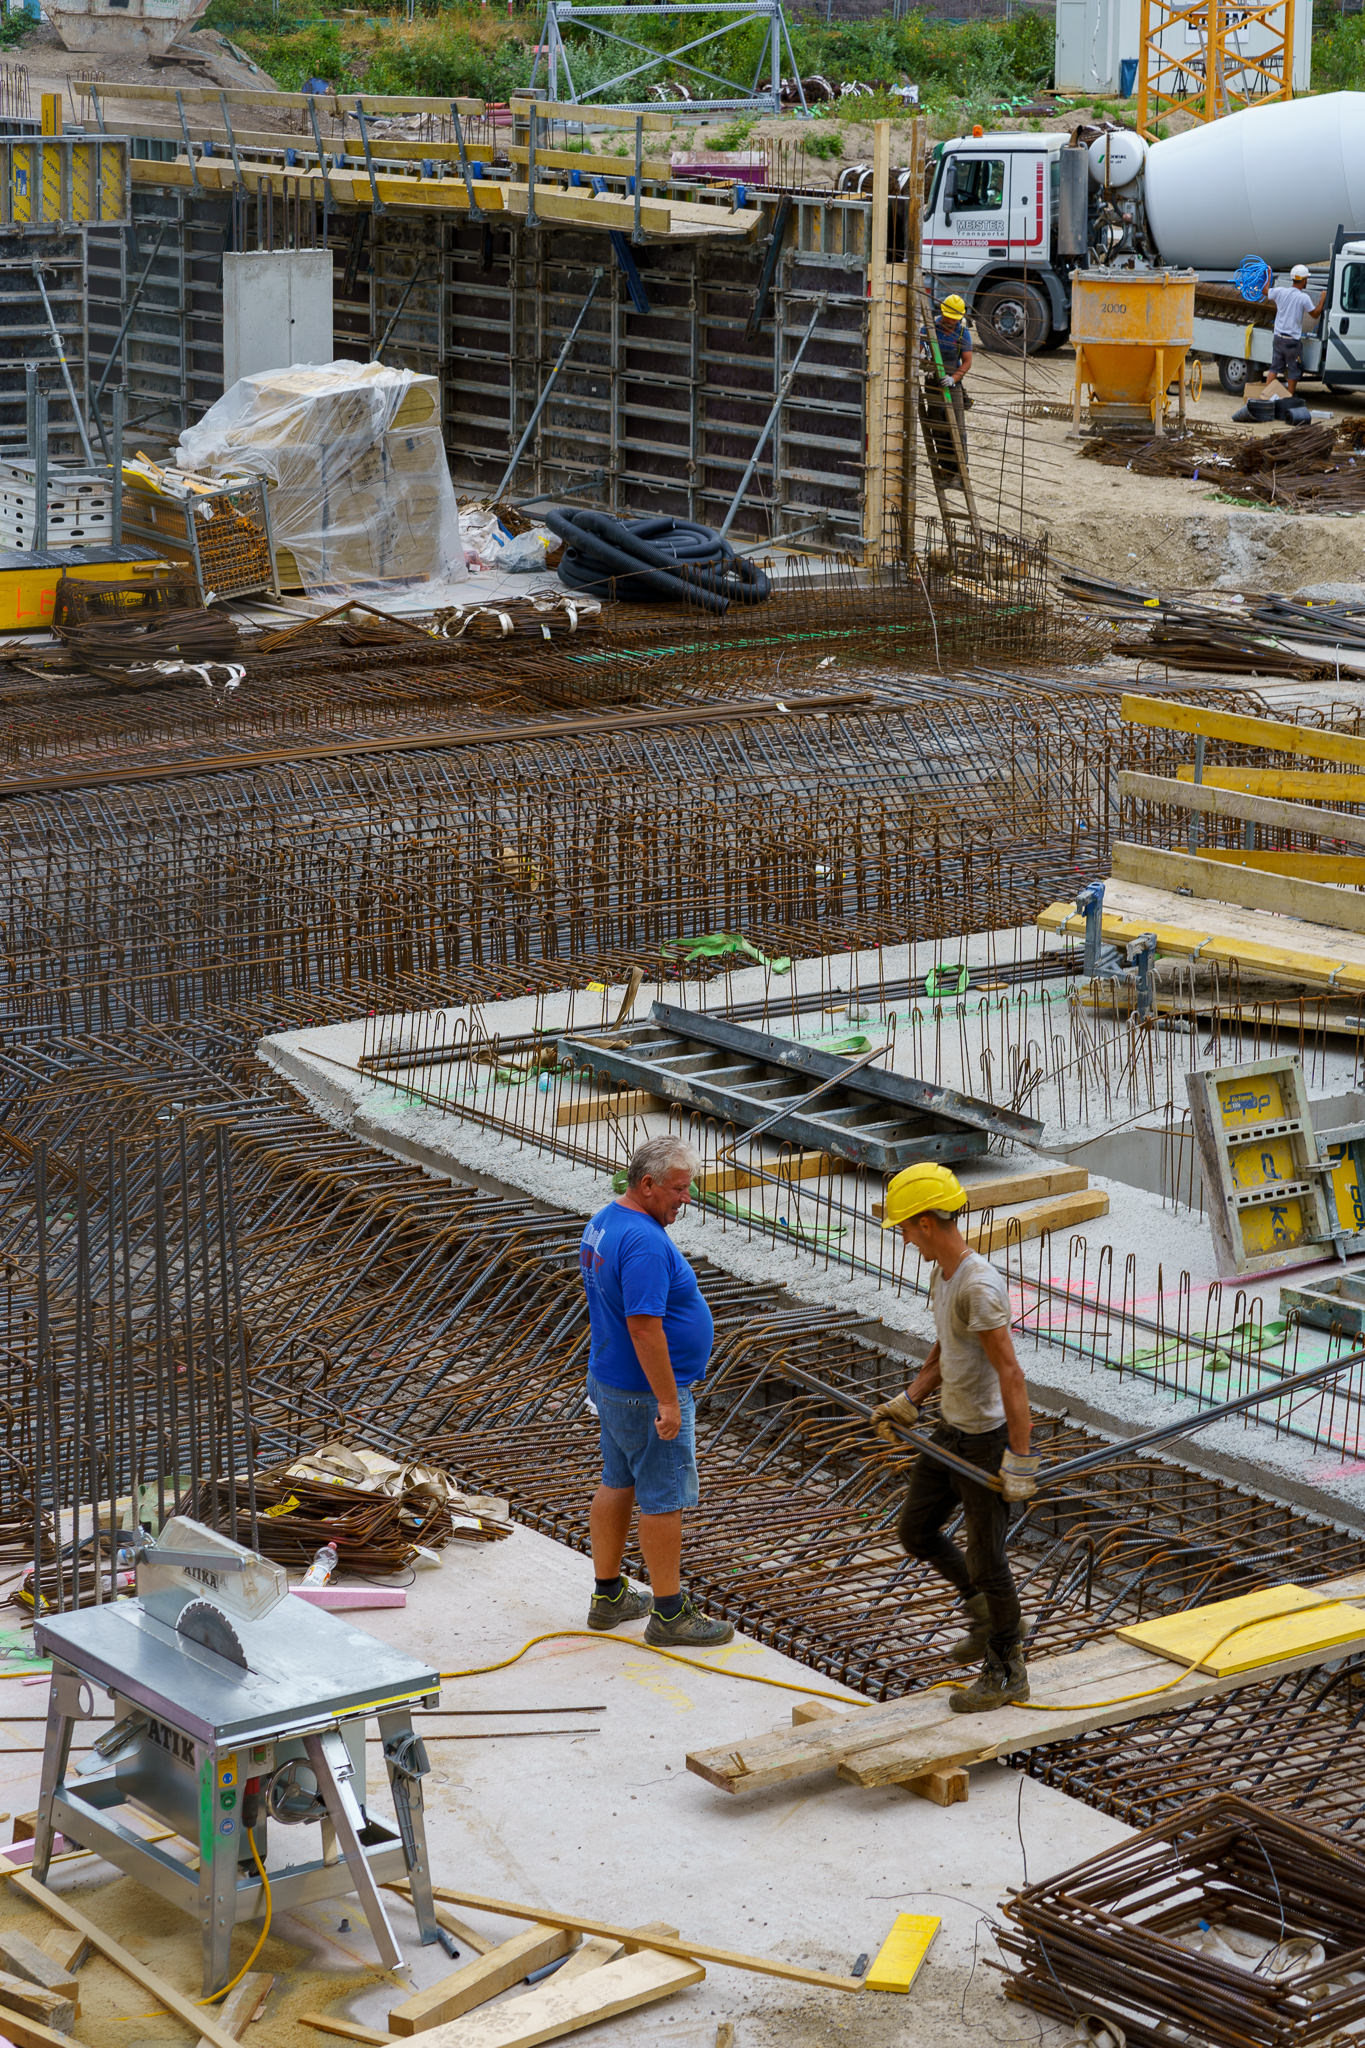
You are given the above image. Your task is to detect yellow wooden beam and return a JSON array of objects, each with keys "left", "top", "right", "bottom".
[
  {"left": 92, "top": 82, "right": 483, "bottom": 114},
  {"left": 1123, "top": 691, "right": 1365, "bottom": 770},
  {"left": 502, "top": 142, "right": 673, "bottom": 179},
  {"left": 1194, "top": 849, "right": 1365, "bottom": 882},
  {"left": 1175, "top": 765, "right": 1365, "bottom": 802},
  {"left": 1122, "top": 768, "right": 1365, "bottom": 844},
  {"left": 1038, "top": 901, "right": 1365, "bottom": 993},
  {"left": 519, "top": 98, "right": 672, "bottom": 130}
]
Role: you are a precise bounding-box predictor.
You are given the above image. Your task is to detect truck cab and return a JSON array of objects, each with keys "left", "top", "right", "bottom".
[
  {"left": 922, "top": 133, "right": 1073, "bottom": 352},
  {"left": 1323, "top": 239, "right": 1365, "bottom": 392}
]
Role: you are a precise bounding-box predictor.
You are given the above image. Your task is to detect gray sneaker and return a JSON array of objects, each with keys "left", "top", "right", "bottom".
[
  {"left": 948, "top": 1645, "right": 1029, "bottom": 1714},
  {"left": 586, "top": 1580, "right": 652, "bottom": 1631},
  {"left": 644, "top": 1596, "right": 734, "bottom": 1648}
]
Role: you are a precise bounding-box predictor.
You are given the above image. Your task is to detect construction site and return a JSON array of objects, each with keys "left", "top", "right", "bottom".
[{"left": 4, "top": 0, "right": 1365, "bottom": 2039}]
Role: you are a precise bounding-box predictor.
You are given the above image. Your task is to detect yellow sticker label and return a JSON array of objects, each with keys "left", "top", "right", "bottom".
[{"left": 1217, "top": 1071, "right": 1287, "bottom": 1126}]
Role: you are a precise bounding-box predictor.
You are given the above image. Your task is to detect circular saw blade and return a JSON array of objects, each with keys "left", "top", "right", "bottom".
[{"left": 177, "top": 1596, "right": 247, "bottom": 1668}]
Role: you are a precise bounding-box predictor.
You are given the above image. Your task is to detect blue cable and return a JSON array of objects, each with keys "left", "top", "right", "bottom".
[{"left": 1235, "top": 255, "right": 1270, "bottom": 302}]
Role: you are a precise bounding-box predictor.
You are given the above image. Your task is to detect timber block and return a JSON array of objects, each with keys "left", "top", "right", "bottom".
[
  {"left": 790, "top": 1700, "right": 843, "bottom": 1727},
  {"left": 899, "top": 1765, "right": 969, "bottom": 1807}
]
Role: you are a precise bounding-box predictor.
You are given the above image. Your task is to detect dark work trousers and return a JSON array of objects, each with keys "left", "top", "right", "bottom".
[{"left": 896, "top": 1421, "right": 1021, "bottom": 1660}]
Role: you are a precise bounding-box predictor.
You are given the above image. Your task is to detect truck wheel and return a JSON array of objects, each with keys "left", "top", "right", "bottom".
[
  {"left": 974, "top": 281, "right": 1051, "bottom": 354},
  {"left": 1216, "top": 355, "right": 1250, "bottom": 395}
]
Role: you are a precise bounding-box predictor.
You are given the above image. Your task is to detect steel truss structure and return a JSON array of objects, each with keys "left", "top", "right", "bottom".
[{"left": 532, "top": 0, "right": 807, "bottom": 115}]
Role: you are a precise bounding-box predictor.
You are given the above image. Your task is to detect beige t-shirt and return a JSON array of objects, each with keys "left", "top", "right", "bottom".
[{"left": 929, "top": 1251, "right": 1012, "bottom": 1432}]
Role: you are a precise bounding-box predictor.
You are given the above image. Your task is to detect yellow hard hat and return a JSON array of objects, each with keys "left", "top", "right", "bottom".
[
  {"left": 940, "top": 294, "right": 967, "bottom": 321},
  {"left": 881, "top": 1162, "right": 967, "bottom": 1228}
]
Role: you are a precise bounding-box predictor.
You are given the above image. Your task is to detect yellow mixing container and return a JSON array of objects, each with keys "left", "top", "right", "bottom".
[{"left": 1070, "top": 269, "right": 1197, "bottom": 435}]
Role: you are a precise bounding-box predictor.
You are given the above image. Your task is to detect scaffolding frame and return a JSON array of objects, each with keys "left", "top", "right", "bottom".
[
  {"left": 531, "top": 0, "right": 806, "bottom": 115},
  {"left": 1137, "top": 0, "right": 1294, "bottom": 138}
]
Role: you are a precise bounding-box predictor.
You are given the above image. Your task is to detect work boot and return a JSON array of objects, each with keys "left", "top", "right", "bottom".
[
  {"left": 948, "top": 1645, "right": 1029, "bottom": 1714},
  {"left": 947, "top": 1593, "right": 992, "bottom": 1666},
  {"left": 644, "top": 1595, "right": 735, "bottom": 1647},
  {"left": 586, "top": 1579, "right": 652, "bottom": 1631}
]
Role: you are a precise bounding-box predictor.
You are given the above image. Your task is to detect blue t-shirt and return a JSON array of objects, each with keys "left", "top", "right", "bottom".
[{"left": 580, "top": 1201, "right": 714, "bottom": 1394}]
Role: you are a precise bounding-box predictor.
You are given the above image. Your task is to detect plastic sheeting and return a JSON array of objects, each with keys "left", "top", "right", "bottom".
[{"left": 177, "top": 361, "right": 467, "bottom": 596}]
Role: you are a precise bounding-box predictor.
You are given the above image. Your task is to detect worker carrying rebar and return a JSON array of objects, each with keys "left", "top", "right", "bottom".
[
  {"left": 578, "top": 1135, "right": 734, "bottom": 1649},
  {"left": 928, "top": 294, "right": 974, "bottom": 411},
  {"left": 872, "top": 1163, "right": 1038, "bottom": 1713}
]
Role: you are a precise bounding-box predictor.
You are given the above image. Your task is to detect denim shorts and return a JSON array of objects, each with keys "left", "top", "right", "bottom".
[{"left": 587, "top": 1373, "right": 700, "bottom": 1515}]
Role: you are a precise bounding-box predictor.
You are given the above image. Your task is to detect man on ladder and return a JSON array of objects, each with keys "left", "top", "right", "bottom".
[{"left": 929, "top": 293, "right": 974, "bottom": 417}]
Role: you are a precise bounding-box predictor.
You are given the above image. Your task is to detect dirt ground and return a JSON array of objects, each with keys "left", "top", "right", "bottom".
[
  {"left": 943, "top": 346, "right": 1365, "bottom": 594},
  {"left": 16, "top": 18, "right": 275, "bottom": 123}
]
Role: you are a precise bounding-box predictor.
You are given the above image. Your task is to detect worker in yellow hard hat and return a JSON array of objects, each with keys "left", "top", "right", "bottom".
[
  {"left": 928, "top": 294, "right": 974, "bottom": 412},
  {"left": 871, "top": 1160, "right": 1038, "bottom": 1713}
]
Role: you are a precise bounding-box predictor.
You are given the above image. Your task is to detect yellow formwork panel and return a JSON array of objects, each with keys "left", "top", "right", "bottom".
[
  {"left": 1118, "top": 1585, "right": 1365, "bottom": 1676},
  {"left": 1, "top": 137, "right": 128, "bottom": 227}
]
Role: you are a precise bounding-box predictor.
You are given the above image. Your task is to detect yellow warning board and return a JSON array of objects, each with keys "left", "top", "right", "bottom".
[
  {"left": 865, "top": 1913, "right": 939, "bottom": 1994},
  {"left": 1117, "top": 1585, "right": 1365, "bottom": 1675}
]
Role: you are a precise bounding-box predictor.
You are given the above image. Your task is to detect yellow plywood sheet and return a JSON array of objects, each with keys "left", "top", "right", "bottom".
[
  {"left": 1117, "top": 1585, "right": 1365, "bottom": 1675},
  {"left": 865, "top": 1915, "right": 939, "bottom": 1994}
]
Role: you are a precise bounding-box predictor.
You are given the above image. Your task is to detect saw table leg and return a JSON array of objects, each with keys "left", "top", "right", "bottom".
[
  {"left": 33, "top": 1662, "right": 81, "bottom": 1881},
  {"left": 198, "top": 1803, "right": 243, "bottom": 1996},
  {"left": 378, "top": 1709, "right": 437, "bottom": 1946},
  {"left": 304, "top": 1728, "right": 403, "bottom": 1970}
]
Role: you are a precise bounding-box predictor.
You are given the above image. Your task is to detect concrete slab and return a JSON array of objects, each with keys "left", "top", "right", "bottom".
[
  {"left": 307, "top": 1527, "right": 1136, "bottom": 2046},
  {"left": 258, "top": 932, "right": 1365, "bottom": 1531},
  {"left": 0, "top": 1532, "right": 1129, "bottom": 2048}
]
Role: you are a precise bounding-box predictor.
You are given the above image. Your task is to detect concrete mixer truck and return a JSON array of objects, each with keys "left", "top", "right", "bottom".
[{"left": 919, "top": 91, "right": 1365, "bottom": 396}]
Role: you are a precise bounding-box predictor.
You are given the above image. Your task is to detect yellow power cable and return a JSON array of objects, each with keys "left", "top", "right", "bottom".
[
  {"left": 1023, "top": 1596, "right": 1352, "bottom": 1713},
  {"left": 196, "top": 1826, "right": 272, "bottom": 2006},
  {"left": 439, "top": 1629, "right": 869, "bottom": 1705}
]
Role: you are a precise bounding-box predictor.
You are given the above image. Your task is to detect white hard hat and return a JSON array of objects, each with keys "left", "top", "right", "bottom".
[{"left": 1292, "top": 263, "right": 1310, "bottom": 279}]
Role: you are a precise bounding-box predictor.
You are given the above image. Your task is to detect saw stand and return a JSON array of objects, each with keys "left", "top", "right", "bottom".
[{"left": 32, "top": 1517, "right": 442, "bottom": 1995}]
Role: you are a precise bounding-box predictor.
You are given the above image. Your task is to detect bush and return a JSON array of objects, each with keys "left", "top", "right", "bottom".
[{"left": 805, "top": 129, "right": 844, "bottom": 158}]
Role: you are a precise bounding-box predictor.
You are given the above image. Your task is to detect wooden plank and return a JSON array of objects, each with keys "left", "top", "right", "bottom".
[
  {"left": 0, "top": 1933, "right": 77, "bottom": 1996},
  {"left": 0, "top": 2004, "right": 82, "bottom": 2048},
  {"left": 1121, "top": 691, "right": 1365, "bottom": 769},
  {"left": 383, "top": 1885, "right": 494, "bottom": 1957},
  {"left": 388, "top": 1928, "right": 576, "bottom": 2035},
  {"left": 501, "top": 144, "right": 672, "bottom": 179},
  {"left": 420, "top": 1950, "right": 705, "bottom": 2048},
  {"left": 966, "top": 1187, "right": 1109, "bottom": 1255},
  {"left": 687, "top": 1572, "right": 1365, "bottom": 1795},
  {"left": 195, "top": 1971, "right": 273, "bottom": 2048},
  {"left": 519, "top": 100, "right": 671, "bottom": 129},
  {"left": 94, "top": 82, "right": 484, "bottom": 114},
  {"left": 698, "top": 1153, "right": 841, "bottom": 1196},
  {"left": 555, "top": 1090, "right": 658, "bottom": 1129},
  {"left": 10, "top": 1875, "right": 243, "bottom": 2048},
  {"left": 1110, "top": 842, "right": 1365, "bottom": 936},
  {"left": 1120, "top": 768, "right": 1365, "bottom": 846},
  {"left": 423, "top": 1892, "right": 861, "bottom": 1993},
  {"left": 1036, "top": 891, "right": 1365, "bottom": 992},
  {"left": 556, "top": 1923, "right": 676, "bottom": 1982},
  {"left": 1194, "top": 850, "right": 1365, "bottom": 882},
  {"left": 0, "top": 1972, "right": 73, "bottom": 2033},
  {"left": 787, "top": 1697, "right": 965, "bottom": 1802},
  {"left": 300, "top": 2019, "right": 393, "bottom": 2045},
  {"left": 35, "top": 1936, "right": 86, "bottom": 1975},
  {"left": 1176, "top": 766, "right": 1365, "bottom": 802}
]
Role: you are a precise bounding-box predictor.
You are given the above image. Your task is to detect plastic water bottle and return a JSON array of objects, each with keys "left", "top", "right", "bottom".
[{"left": 302, "top": 1542, "right": 338, "bottom": 1587}]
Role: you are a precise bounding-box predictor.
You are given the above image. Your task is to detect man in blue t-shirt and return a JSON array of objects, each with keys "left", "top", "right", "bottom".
[{"left": 579, "top": 1135, "right": 733, "bottom": 1647}]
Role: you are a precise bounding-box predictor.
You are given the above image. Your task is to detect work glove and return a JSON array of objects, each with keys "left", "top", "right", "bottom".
[
  {"left": 871, "top": 1392, "right": 919, "bottom": 1441},
  {"left": 1000, "top": 1449, "right": 1041, "bottom": 1502}
]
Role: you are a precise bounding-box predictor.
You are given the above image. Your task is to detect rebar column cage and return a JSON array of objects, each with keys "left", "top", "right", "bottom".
[
  {"left": 1137, "top": 0, "right": 1295, "bottom": 138},
  {"left": 531, "top": 0, "right": 808, "bottom": 115}
]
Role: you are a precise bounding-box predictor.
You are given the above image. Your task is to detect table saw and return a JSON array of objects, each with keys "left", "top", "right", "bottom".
[{"left": 32, "top": 1516, "right": 441, "bottom": 1994}]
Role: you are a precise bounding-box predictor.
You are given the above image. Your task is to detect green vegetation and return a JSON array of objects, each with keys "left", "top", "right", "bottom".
[
  {"left": 804, "top": 129, "right": 844, "bottom": 159},
  {"left": 0, "top": 11, "right": 34, "bottom": 50},
  {"left": 197, "top": 0, "right": 1057, "bottom": 116},
  {"left": 1313, "top": 10, "right": 1365, "bottom": 92}
]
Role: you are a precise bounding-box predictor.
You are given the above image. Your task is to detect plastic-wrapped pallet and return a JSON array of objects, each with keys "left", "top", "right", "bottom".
[{"left": 176, "top": 362, "right": 466, "bottom": 595}]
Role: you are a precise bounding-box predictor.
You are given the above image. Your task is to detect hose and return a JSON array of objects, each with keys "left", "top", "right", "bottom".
[
  {"left": 543, "top": 509, "right": 770, "bottom": 614},
  {"left": 196, "top": 1827, "right": 272, "bottom": 2004},
  {"left": 439, "top": 1628, "right": 865, "bottom": 1703}
]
